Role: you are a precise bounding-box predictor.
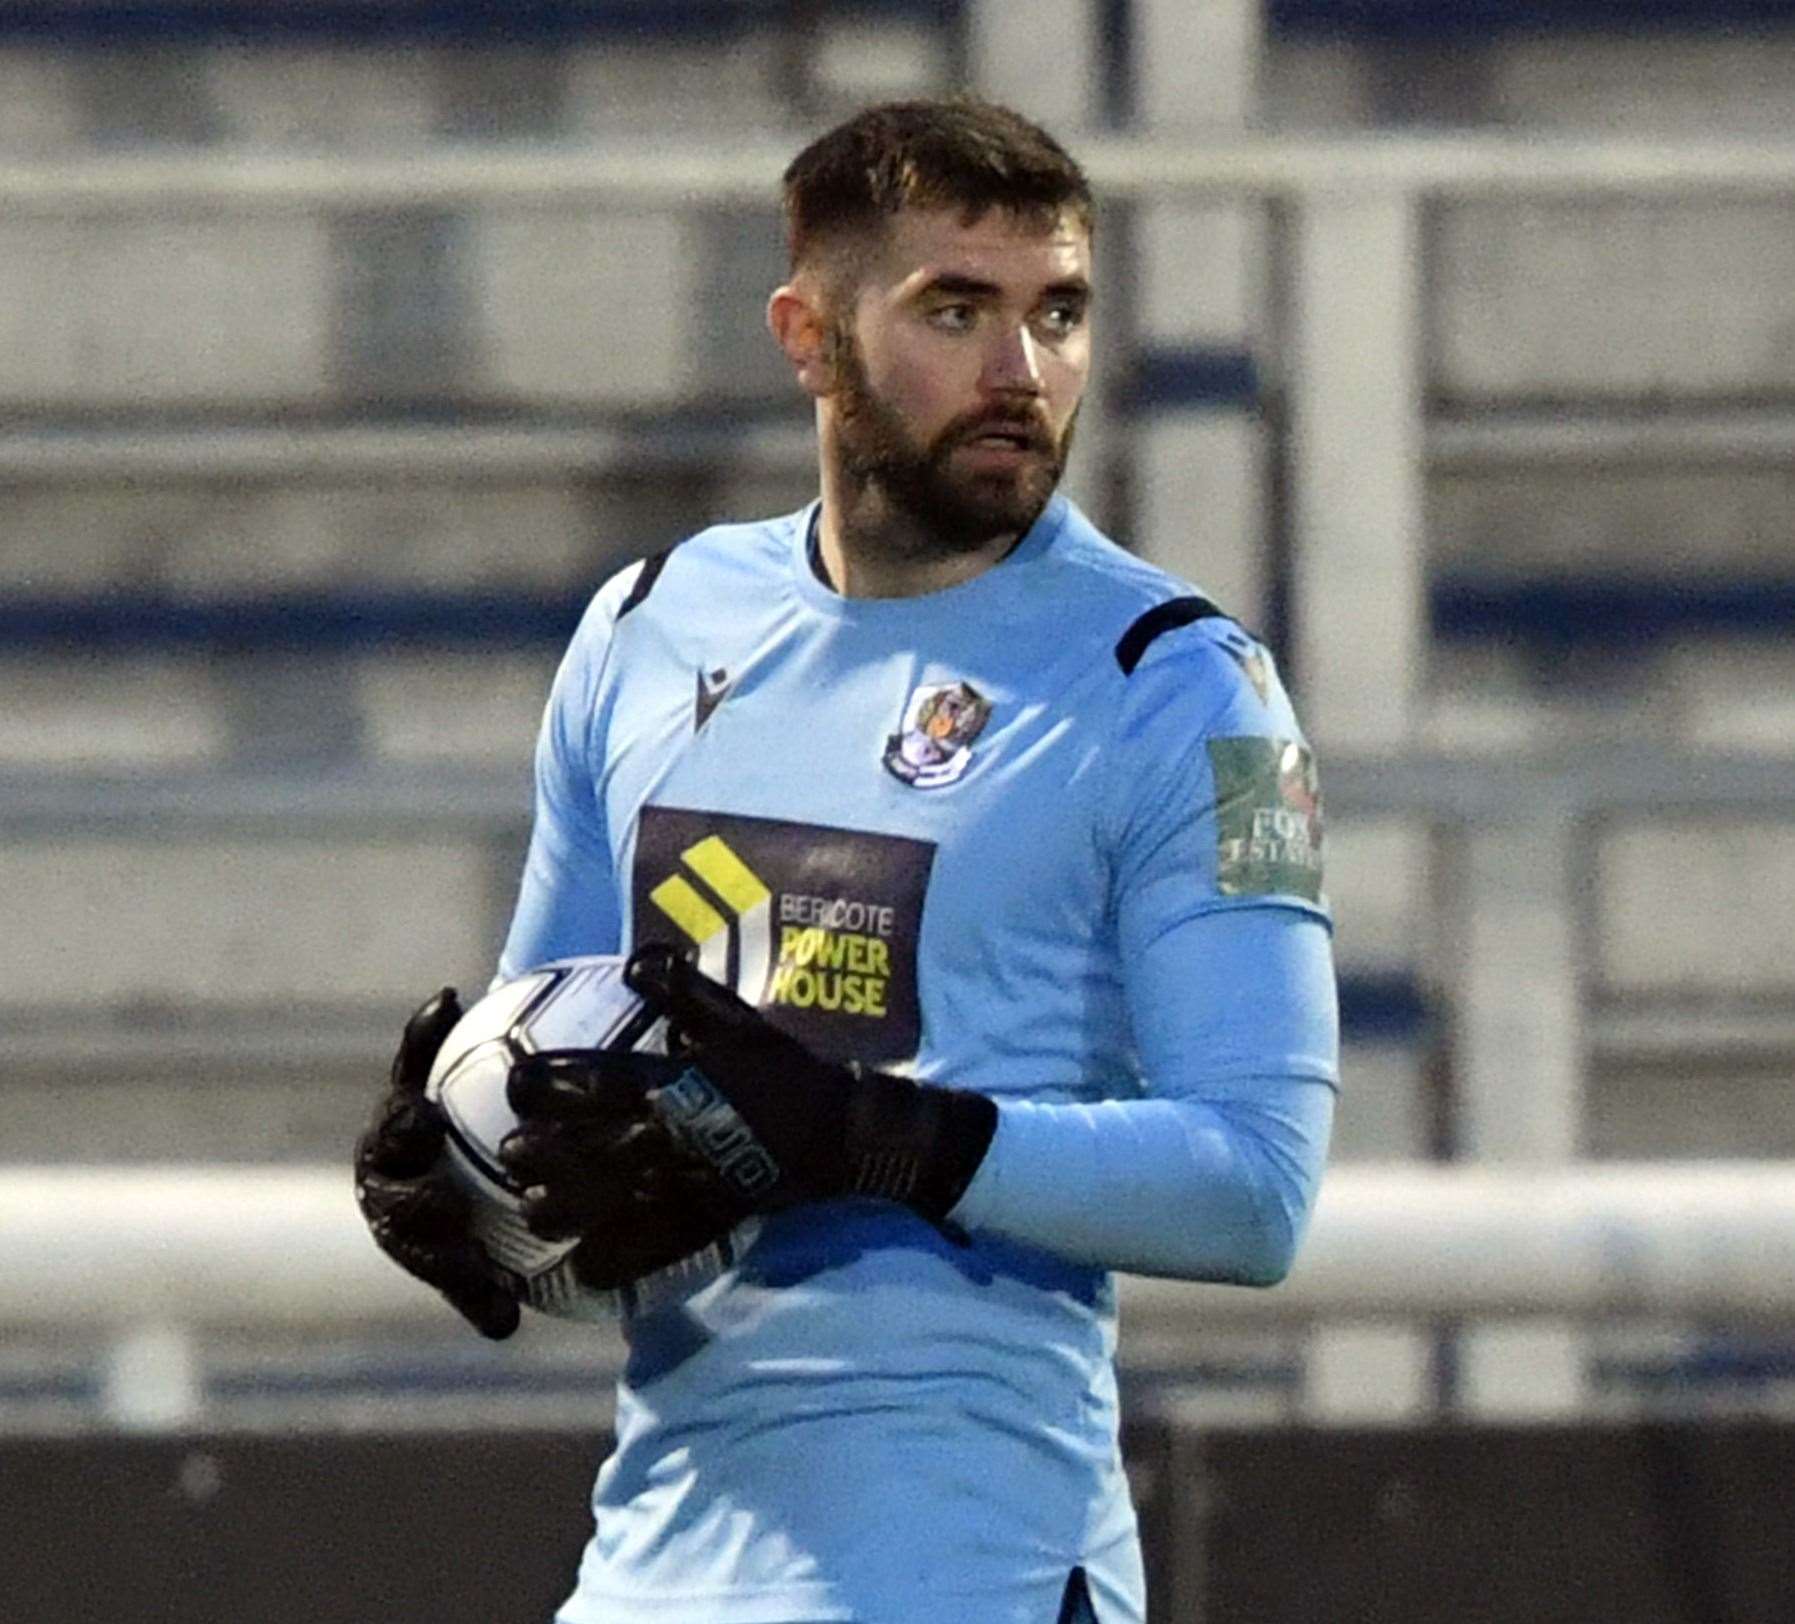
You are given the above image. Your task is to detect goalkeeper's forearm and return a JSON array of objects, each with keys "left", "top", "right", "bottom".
[
  {"left": 625, "top": 939, "right": 1332, "bottom": 1281},
  {"left": 944, "top": 1082, "right": 1333, "bottom": 1285},
  {"left": 950, "top": 902, "right": 1338, "bottom": 1284}
]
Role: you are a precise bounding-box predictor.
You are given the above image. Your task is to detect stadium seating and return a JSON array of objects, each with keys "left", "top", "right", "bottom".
[{"left": 4, "top": 0, "right": 1795, "bottom": 1429}]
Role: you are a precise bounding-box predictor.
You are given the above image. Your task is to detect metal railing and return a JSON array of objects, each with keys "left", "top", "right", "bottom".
[{"left": 5, "top": 1160, "right": 1792, "bottom": 1429}]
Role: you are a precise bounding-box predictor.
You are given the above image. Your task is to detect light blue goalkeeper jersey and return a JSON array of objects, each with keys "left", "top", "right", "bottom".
[{"left": 500, "top": 493, "right": 1338, "bottom": 1624}]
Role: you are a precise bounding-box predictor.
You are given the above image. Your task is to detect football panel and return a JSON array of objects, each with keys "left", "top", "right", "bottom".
[
  {"left": 425, "top": 969, "right": 555, "bottom": 1094},
  {"left": 518, "top": 955, "right": 664, "bottom": 1054},
  {"left": 432, "top": 1036, "right": 524, "bottom": 1192},
  {"left": 527, "top": 1255, "right": 621, "bottom": 1323},
  {"left": 468, "top": 1199, "right": 580, "bottom": 1282},
  {"left": 610, "top": 1220, "right": 765, "bottom": 1321}
]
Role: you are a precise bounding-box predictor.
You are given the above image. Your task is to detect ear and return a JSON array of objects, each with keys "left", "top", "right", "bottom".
[{"left": 767, "top": 282, "right": 838, "bottom": 400}]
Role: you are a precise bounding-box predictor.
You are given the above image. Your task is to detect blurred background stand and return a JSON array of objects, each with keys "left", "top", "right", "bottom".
[{"left": 6, "top": 1, "right": 1795, "bottom": 1619}]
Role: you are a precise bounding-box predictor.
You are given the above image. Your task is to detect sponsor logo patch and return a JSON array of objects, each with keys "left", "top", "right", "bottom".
[
  {"left": 1208, "top": 736, "right": 1324, "bottom": 903},
  {"left": 882, "top": 679, "right": 991, "bottom": 789},
  {"left": 633, "top": 807, "right": 934, "bottom": 1063}
]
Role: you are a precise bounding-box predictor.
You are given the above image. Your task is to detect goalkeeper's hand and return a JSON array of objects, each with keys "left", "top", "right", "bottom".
[
  {"left": 498, "top": 1052, "right": 756, "bottom": 1290},
  {"left": 621, "top": 944, "right": 998, "bottom": 1229},
  {"left": 352, "top": 989, "right": 521, "bottom": 1341}
]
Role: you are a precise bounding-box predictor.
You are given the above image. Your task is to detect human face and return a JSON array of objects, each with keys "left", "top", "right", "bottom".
[{"left": 829, "top": 206, "right": 1092, "bottom": 557}]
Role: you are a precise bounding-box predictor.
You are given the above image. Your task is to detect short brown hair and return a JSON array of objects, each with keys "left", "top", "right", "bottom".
[{"left": 781, "top": 98, "right": 1093, "bottom": 275}]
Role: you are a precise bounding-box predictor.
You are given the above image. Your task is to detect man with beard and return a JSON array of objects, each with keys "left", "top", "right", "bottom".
[{"left": 356, "top": 100, "right": 1337, "bottom": 1624}]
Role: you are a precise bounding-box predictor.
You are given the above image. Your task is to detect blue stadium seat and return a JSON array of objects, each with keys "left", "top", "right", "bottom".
[{"left": 1269, "top": 1, "right": 1795, "bottom": 38}]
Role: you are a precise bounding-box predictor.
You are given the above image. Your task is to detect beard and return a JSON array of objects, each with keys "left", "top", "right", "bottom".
[{"left": 830, "top": 331, "right": 1077, "bottom": 562}]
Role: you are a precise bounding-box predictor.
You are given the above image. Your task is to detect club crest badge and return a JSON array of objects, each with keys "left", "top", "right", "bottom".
[{"left": 882, "top": 680, "right": 991, "bottom": 789}]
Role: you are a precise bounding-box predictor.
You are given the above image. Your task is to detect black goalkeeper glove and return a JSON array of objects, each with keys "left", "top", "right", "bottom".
[
  {"left": 352, "top": 989, "right": 521, "bottom": 1341},
  {"left": 620, "top": 944, "right": 999, "bottom": 1230},
  {"left": 498, "top": 1051, "right": 757, "bottom": 1290}
]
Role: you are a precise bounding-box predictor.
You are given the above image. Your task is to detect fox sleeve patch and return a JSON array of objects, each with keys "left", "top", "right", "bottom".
[{"left": 1206, "top": 737, "right": 1325, "bottom": 904}]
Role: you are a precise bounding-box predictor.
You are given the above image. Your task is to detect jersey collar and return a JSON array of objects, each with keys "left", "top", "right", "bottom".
[{"left": 791, "top": 495, "right": 1070, "bottom": 623}]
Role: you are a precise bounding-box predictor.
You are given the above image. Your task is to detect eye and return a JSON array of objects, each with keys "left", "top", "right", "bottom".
[
  {"left": 927, "top": 301, "right": 977, "bottom": 332},
  {"left": 1036, "top": 299, "right": 1086, "bottom": 338}
]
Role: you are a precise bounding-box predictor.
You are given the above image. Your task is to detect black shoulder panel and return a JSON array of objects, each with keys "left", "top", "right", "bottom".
[
  {"left": 1113, "top": 594, "right": 1226, "bottom": 675},
  {"left": 616, "top": 548, "right": 673, "bottom": 620}
]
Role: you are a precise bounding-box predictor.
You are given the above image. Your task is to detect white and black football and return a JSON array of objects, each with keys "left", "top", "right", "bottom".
[{"left": 425, "top": 954, "right": 758, "bottom": 1322}]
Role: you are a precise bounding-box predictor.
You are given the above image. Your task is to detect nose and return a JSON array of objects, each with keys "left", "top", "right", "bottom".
[{"left": 982, "top": 322, "right": 1043, "bottom": 396}]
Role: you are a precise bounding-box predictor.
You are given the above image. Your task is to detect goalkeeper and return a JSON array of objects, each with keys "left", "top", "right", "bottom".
[{"left": 357, "top": 98, "right": 1336, "bottom": 1624}]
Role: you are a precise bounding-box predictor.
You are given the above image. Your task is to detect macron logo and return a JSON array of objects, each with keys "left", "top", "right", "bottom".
[{"left": 695, "top": 666, "right": 731, "bottom": 731}]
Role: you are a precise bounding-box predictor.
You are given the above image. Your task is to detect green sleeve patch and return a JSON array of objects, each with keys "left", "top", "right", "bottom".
[{"left": 1207, "top": 736, "right": 1325, "bottom": 903}]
